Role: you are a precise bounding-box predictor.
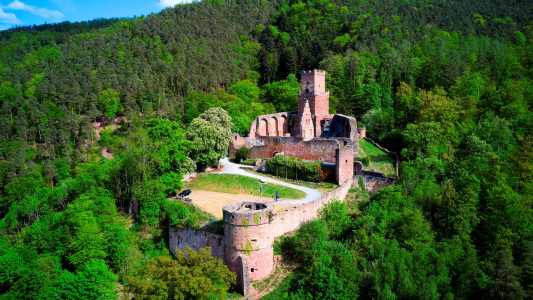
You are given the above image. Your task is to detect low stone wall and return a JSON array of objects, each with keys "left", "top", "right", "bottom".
[
  {"left": 169, "top": 227, "right": 225, "bottom": 260},
  {"left": 270, "top": 178, "right": 352, "bottom": 237}
]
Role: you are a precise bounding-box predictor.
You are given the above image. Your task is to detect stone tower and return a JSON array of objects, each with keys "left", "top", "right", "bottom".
[
  {"left": 223, "top": 201, "right": 274, "bottom": 296},
  {"left": 298, "top": 70, "right": 329, "bottom": 116},
  {"left": 298, "top": 70, "right": 331, "bottom": 137}
]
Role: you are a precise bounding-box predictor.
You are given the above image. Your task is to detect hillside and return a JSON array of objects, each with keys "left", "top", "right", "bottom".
[{"left": 0, "top": 0, "right": 532, "bottom": 298}]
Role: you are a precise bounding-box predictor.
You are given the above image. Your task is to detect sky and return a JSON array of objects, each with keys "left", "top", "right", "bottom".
[{"left": 0, "top": 0, "right": 195, "bottom": 31}]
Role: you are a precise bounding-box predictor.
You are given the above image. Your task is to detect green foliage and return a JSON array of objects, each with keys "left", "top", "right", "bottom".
[
  {"left": 318, "top": 198, "right": 350, "bottom": 239},
  {"left": 46, "top": 259, "right": 117, "bottom": 300},
  {"left": 0, "top": 0, "right": 532, "bottom": 298},
  {"left": 242, "top": 218, "right": 249, "bottom": 228},
  {"left": 165, "top": 200, "right": 214, "bottom": 228},
  {"left": 358, "top": 176, "right": 365, "bottom": 191},
  {"left": 244, "top": 240, "right": 253, "bottom": 255},
  {"left": 124, "top": 247, "right": 235, "bottom": 299},
  {"left": 266, "top": 155, "right": 327, "bottom": 182},
  {"left": 261, "top": 74, "right": 300, "bottom": 112},
  {"left": 186, "top": 107, "right": 232, "bottom": 167},
  {"left": 97, "top": 88, "right": 123, "bottom": 120},
  {"left": 235, "top": 146, "right": 249, "bottom": 162}
]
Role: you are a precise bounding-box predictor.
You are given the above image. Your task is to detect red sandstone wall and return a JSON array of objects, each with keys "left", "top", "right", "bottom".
[
  {"left": 336, "top": 145, "right": 354, "bottom": 185},
  {"left": 248, "top": 136, "right": 342, "bottom": 163},
  {"left": 270, "top": 178, "right": 352, "bottom": 237},
  {"left": 229, "top": 133, "right": 247, "bottom": 158},
  {"left": 169, "top": 227, "right": 225, "bottom": 260}
]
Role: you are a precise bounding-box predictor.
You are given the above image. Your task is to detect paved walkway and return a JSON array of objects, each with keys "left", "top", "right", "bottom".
[{"left": 217, "top": 157, "right": 322, "bottom": 205}]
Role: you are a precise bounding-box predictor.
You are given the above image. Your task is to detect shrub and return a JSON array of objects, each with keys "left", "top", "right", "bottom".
[
  {"left": 355, "top": 156, "right": 370, "bottom": 167},
  {"left": 265, "top": 155, "right": 327, "bottom": 182},
  {"left": 235, "top": 147, "right": 249, "bottom": 162}
]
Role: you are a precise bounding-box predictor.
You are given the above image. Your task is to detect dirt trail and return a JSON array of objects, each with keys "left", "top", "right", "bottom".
[{"left": 92, "top": 118, "right": 122, "bottom": 158}]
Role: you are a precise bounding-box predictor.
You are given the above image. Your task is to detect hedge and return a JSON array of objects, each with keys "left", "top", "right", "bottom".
[{"left": 266, "top": 155, "right": 328, "bottom": 182}]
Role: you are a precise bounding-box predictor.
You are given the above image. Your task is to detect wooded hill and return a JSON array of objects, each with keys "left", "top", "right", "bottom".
[{"left": 0, "top": 0, "right": 532, "bottom": 298}]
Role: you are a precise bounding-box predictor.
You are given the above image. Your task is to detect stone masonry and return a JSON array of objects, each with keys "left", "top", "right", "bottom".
[
  {"left": 169, "top": 179, "right": 353, "bottom": 296},
  {"left": 229, "top": 70, "right": 365, "bottom": 184}
]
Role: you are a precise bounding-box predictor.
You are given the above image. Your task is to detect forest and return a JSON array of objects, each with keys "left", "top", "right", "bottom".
[{"left": 0, "top": 0, "right": 532, "bottom": 298}]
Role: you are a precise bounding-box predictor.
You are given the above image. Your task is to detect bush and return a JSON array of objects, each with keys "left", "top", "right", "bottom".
[
  {"left": 265, "top": 155, "right": 327, "bottom": 182},
  {"left": 235, "top": 147, "right": 249, "bottom": 162},
  {"left": 355, "top": 156, "right": 370, "bottom": 167}
]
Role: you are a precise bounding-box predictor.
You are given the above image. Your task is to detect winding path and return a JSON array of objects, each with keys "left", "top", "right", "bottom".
[{"left": 217, "top": 157, "right": 322, "bottom": 205}]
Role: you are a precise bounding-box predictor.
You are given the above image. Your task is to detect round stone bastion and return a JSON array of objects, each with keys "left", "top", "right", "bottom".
[{"left": 223, "top": 201, "right": 275, "bottom": 282}]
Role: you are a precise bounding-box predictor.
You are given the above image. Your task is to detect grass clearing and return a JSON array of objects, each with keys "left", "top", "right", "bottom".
[
  {"left": 358, "top": 138, "right": 396, "bottom": 177},
  {"left": 184, "top": 173, "right": 306, "bottom": 200}
]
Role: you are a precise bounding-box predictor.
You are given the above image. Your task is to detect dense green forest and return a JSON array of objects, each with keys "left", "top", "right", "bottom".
[{"left": 0, "top": 0, "right": 532, "bottom": 298}]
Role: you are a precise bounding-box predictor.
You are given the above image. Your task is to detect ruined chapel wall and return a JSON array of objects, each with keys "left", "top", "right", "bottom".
[{"left": 251, "top": 112, "right": 293, "bottom": 138}]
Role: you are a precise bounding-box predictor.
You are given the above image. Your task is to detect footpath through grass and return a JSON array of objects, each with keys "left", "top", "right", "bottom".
[
  {"left": 358, "top": 138, "right": 396, "bottom": 177},
  {"left": 185, "top": 173, "right": 306, "bottom": 200}
]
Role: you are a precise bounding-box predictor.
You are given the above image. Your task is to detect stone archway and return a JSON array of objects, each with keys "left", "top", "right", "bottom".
[
  {"left": 273, "top": 117, "right": 279, "bottom": 136},
  {"left": 259, "top": 119, "right": 269, "bottom": 136},
  {"left": 280, "top": 115, "right": 287, "bottom": 136}
]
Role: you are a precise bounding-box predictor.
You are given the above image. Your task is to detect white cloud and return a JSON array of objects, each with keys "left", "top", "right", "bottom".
[
  {"left": 5, "top": 0, "right": 63, "bottom": 22},
  {"left": 158, "top": 0, "right": 195, "bottom": 8},
  {"left": 0, "top": 7, "right": 21, "bottom": 24}
]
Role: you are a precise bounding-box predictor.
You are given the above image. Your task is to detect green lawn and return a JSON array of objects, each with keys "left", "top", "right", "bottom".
[
  {"left": 358, "top": 139, "right": 397, "bottom": 177},
  {"left": 185, "top": 173, "right": 306, "bottom": 199},
  {"left": 244, "top": 169, "right": 338, "bottom": 194}
]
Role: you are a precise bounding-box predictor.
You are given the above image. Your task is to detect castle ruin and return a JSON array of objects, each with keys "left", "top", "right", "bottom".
[
  {"left": 229, "top": 70, "right": 366, "bottom": 184},
  {"left": 169, "top": 70, "right": 395, "bottom": 296},
  {"left": 170, "top": 179, "right": 353, "bottom": 296}
]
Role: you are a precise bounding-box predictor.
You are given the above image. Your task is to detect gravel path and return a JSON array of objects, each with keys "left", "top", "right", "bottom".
[{"left": 218, "top": 157, "right": 322, "bottom": 205}]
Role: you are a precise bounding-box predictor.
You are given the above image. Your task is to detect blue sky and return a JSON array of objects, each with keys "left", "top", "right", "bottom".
[{"left": 0, "top": 0, "right": 195, "bottom": 31}]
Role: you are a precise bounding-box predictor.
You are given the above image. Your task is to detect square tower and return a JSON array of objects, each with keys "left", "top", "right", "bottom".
[
  {"left": 300, "top": 69, "right": 326, "bottom": 93},
  {"left": 298, "top": 70, "right": 330, "bottom": 117}
]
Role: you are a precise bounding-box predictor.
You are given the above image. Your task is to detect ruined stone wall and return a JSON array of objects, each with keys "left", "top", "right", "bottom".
[
  {"left": 336, "top": 145, "right": 355, "bottom": 185},
  {"left": 327, "top": 114, "right": 358, "bottom": 141},
  {"left": 229, "top": 133, "right": 247, "bottom": 158},
  {"left": 247, "top": 136, "right": 344, "bottom": 163},
  {"left": 250, "top": 112, "right": 293, "bottom": 139},
  {"left": 169, "top": 227, "right": 225, "bottom": 260},
  {"left": 270, "top": 178, "right": 352, "bottom": 237}
]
